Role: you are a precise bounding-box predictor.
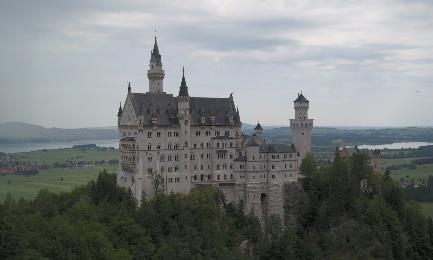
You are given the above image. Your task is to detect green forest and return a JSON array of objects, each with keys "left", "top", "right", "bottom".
[{"left": 2, "top": 153, "right": 433, "bottom": 259}]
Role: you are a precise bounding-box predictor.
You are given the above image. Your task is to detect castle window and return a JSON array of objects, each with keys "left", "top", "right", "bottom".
[
  {"left": 223, "top": 163, "right": 227, "bottom": 169},
  {"left": 201, "top": 143, "right": 204, "bottom": 148},
  {"left": 148, "top": 144, "right": 152, "bottom": 150},
  {"left": 161, "top": 167, "right": 164, "bottom": 172},
  {"left": 200, "top": 175, "right": 204, "bottom": 181},
  {"left": 157, "top": 132, "right": 161, "bottom": 138},
  {"left": 194, "top": 175, "right": 197, "bottom": 180},
  {"left": 168, "top": 156, "right": 172, "bottom": 161},
  {"left": 290, "top": 164, "right": 292, "bottom": 168},
  {"left": 157, "top": 144, "right": 161, "bottom": 150},
  {"left": 272, "top": 175, "right": 275, "bottom": 179},
  {"left": 175, "top": 155, "right": 179, "bottom": 161},
  {"left": 175, "top": 166, "right": 179, "bottom": 172},
  {"left": 225, "top": 131, "right": 230, "bottom": 136},
  {"left": 196, "top": 131, "right": 201, "bottom": 136},
  {"left": 272, "top": 165, "right": 275, "bottom": 169},
  {"left": 217, "top": 142, "right": 220, "bottom": 148},
  {"left": 168, "top": 131, "right": 172, "bottom": 137},
  {"left": 253, "top": 175, "right": 255, "bottom": 179},
  {"left": 224, "top": 174, "right": 227, "bottom": 180},
  {"left": 230, "top": 142, "right": 233, "bottom": 148},
  {"left": 174, "top": 132, "right": 179, "bottom": 137},
  {"left": 208, "top": 165, "right": 210, "bottom": 169},
  {"left": 230, "top": 174, "right": 233, "bottom": 179},
  {"left": 230, "top": 153, "right": 233, "bottom": 159},
  {"left": 148, "top": 157, "right": 152, "bottom": 162},
  {"left": 230, "top": 164, "right": 233, "bottom": 169},
  {"left": 185, "top": 165, "right": 187, "bottom": 169},
  {"left": 302, "top": 133, "right": 305, "bottom": 135},
  {"left": 217, "top": 175, "right": 220, "bottom": 180},
  {"left": 208, "top": 174, "right": 211, "bottom": 180},
  {"left": 217, "top": 164, "right": 220, "bottom": 170},
  {"left": 194, "top": 143, "right": 197, "bottom": 148},
  {"left": 200, "top": 165, "right": 203, "bottom": 170},
  {"left": 147, "top": 132, "right": 152, "bottom": 138},
  {"left": 253, "top": 166, "right": 256, "bottom": 170},
  {"left": 285, "top": 164, "right": 287, "bottom": 169},
  {"left": 215, "top": 131, "right": 220, "bottom": 136}
]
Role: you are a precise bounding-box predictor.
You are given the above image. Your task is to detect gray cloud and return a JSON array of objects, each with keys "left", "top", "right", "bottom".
[{"left": 0, "top": 0, "right": 432, "bottom": 127}]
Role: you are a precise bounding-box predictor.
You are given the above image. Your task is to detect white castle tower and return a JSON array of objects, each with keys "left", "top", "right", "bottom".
[
  {"left": 289, "top": 93, "right": 313, "bottom": 159},
  {"left": 147, "top": 37, "right": 165, "bottom": 93}
]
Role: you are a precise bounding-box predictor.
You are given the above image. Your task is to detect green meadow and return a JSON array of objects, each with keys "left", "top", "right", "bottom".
[
  {"left": 1, "top": 147, "right": 119, "bottom": 201},
  {"left": 13, "top": 148, "right": 118, "bottom": 164},
  {"left": 0, "top": 165, "right": 117, "bottom": 201},
  {"left": 420, "top": 202, "right": 433, "bottom": 218}
]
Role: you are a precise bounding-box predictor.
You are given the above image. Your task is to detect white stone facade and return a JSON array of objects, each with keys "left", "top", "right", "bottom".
[{"left": 116, "top": 37, "right": 313, "bottom": 221}]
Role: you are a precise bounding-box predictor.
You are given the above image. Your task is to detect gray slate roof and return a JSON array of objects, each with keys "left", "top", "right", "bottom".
[
  {"left": 294, "top": 93, "right": 309, "bottom": 102},
  {"left": 128, "top": 93, "right": 241, "bottom": 126},
  {"left": 259, "top": 143, "right": 296, "bottom": 153}
]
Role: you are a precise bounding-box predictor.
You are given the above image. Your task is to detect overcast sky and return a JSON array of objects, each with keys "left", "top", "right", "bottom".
[{"left": 1, "top": 0, "right": 432, "bottom": 128}]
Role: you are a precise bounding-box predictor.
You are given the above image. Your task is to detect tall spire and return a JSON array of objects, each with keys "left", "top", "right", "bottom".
[
  {"left": 150, "top": 35, "right": 162, "bottom": 66},
  {"left": 128, "top": 81, "right": 131, "bottom": 93},
  {"left": 178, "top": 66, "right": 189, "bottom": 97}
]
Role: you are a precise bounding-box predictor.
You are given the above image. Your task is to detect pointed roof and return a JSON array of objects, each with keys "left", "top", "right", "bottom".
[
  {"left": 255, "top": 122, "right": 263, "bottom": 131},
  {"left": 150, "top": 36, "right": 162, "bottom": 66},
  {"left": 294, "top": 93, "right": 309, "bottom": 102},
  {"left": 178, "top": 66, "right": 189, "bottom": 97},
  {"left": 117, "top": 102, "right": 122, "bottom": 117}
]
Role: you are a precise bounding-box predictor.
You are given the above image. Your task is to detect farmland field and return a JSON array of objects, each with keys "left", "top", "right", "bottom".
[
  {"left": 13, "top": 148, "right": 118, "bottom": 164},
  {"left": 1, "top": 147, "right": 119, "bottom": 201},
  {"left": 0, "top": 165, "right": 117, "bottom": 201}
]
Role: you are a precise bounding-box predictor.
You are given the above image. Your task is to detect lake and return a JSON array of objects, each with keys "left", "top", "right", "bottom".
[
  {"left": 358, "top": 142, "right": 433, "bottom": 150},
  {"left": 0, "top": 139, "right": 119, "bottom": 153}
]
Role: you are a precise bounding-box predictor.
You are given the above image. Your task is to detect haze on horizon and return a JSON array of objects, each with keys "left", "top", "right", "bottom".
[{"left": 1, "top": 0, "right": 432, "bottom": 128}]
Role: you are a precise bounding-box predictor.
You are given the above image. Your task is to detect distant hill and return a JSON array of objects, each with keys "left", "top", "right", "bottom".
[
  {"left": 1, "top": 122, "right": 432, "bottom": 146},
  {"left": 0, "top": 122, "right": 118, "bottom": 144}
]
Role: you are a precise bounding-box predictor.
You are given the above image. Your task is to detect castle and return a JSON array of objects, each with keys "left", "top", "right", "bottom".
[{"left": 116, "top": 37, "right": 313, "bottom": 220}]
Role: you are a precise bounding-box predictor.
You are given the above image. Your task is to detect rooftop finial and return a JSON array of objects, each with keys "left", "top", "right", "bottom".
[
  {"left": 128, "top": 81, "right": 131, "bottom": 93},
  {"left": 182, "top": 66, "right": 185, "bottom": 77}
]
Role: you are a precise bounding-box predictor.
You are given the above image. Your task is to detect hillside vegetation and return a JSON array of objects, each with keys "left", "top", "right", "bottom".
[{"left": 1, "top": 153, "right": 433, "bottom": 259}]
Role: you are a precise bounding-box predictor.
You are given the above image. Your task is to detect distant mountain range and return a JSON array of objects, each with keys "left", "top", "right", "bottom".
[
  {"left": 0, "top": 122, "right": 118, "bottom": 144},
  {"left": 1, "top": 122, "right": 432, "bottom": 146}
]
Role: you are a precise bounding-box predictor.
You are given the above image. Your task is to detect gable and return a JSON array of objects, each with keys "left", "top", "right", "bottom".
[{"left": 120, "top": 96, "right": 137, "bottom": 126}]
